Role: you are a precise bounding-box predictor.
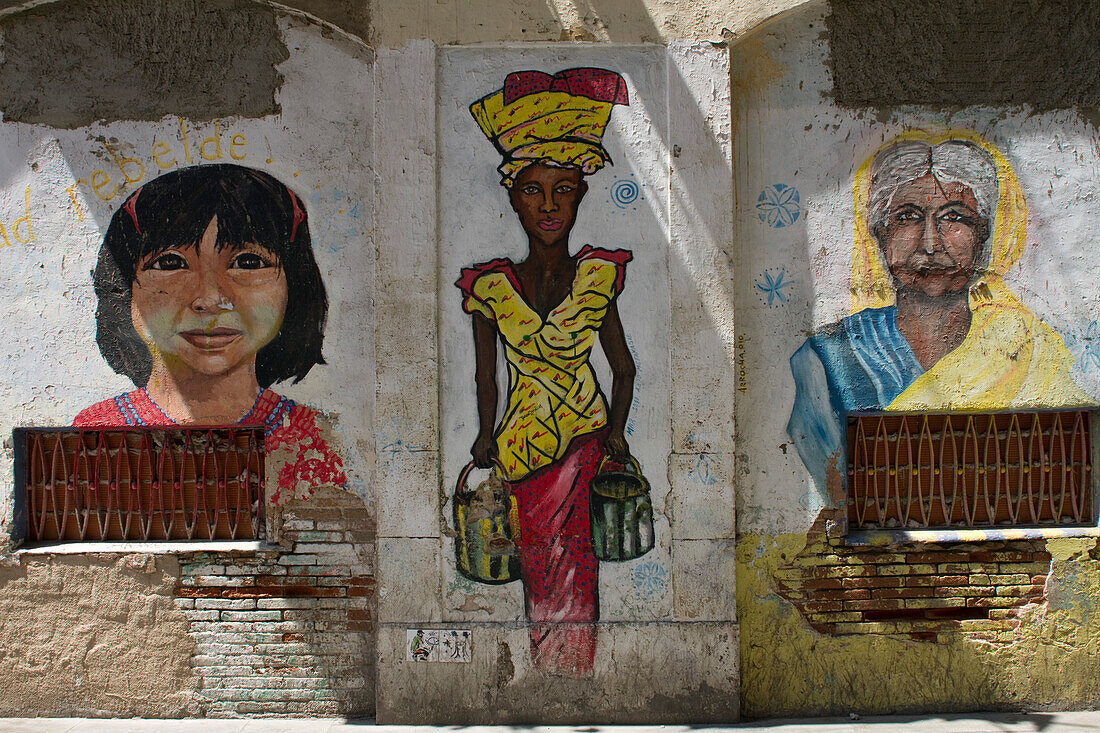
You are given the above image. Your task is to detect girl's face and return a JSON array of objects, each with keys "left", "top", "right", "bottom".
[{"left": 130, "top": 216, "right": 288, "bottom": 382}]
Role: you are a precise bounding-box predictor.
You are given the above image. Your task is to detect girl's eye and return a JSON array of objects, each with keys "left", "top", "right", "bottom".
[
  {"left": 145, "top": 253, "right": 188, "bottom": 271},
  {"left": 555, "top": 184, "right": 575, "bottom": 194},
  {"left": 521, "top": 185, "right": 541, "bottom": 195},
  {"left": 231, "top": 252, "right": 273, "bottom": 270}
]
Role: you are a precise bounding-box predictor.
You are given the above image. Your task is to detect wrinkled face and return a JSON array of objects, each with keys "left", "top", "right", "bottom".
[
  {"left": 130, "top": 216, "right": 288, "bottom": 381},
  {"left": 509, "top": 163, "right": 587, "bottom": 247},
  {"left": 874, "top": 174, "right": 989, "bottom": 298}
]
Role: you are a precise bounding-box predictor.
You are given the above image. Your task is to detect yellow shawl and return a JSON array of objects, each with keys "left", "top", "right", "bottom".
[{"left": 850, "top": 128, "right": 1089, "bottom": 411}]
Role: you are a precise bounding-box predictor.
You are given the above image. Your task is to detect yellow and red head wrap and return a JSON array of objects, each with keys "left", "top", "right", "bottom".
[{"left": 470, "top": 67, "right": 629, "bottom": 187}]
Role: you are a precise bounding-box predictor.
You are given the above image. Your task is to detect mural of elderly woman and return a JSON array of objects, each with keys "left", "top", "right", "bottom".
[
  {"left": 457, "top": 68, "right": 636, "bottom": 675},
  {"left": 74, "top": 164, "right": 346, "bottom": 503},
  {"left": 788, "top": 130, "right": 1091, "bottom": 488}
]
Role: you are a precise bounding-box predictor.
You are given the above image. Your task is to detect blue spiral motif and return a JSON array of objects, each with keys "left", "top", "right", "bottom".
[
  {"left": 756, "top": 183, "right": 801, "bottom": 228},
  {"left": 611, "top": 178, "right": 640, "bottom": 208}
]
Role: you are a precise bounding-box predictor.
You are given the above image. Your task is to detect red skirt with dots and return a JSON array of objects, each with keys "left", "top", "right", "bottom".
[{"left": 507, "top": 430, "right": 605, "bottom": 676}]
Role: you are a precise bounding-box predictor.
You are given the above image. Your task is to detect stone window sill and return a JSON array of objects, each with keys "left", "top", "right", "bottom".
[
  {"left": 14, "top": 540, "right": 279, "bottom": 555},
  {"left": 844, "top": 525, "right": 1100, "bottom": 546}
]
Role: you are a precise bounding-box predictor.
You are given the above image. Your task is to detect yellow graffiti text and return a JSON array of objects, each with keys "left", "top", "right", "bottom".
[
  {"left": 72, "top": 117, "right": 249, "bottom": 209},
  {"left": 0, "top": 187, "right": 35, "bottom": 246}
]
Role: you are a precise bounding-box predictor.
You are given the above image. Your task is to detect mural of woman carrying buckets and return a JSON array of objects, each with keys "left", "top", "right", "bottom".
[{"left": 456, "top": 67, "right": 652, "bottom": 676}]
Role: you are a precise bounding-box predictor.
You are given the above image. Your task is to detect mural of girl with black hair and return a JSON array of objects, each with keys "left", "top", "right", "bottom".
[{"left": 73, "top": 164, "right": 345, "bottom": 502}]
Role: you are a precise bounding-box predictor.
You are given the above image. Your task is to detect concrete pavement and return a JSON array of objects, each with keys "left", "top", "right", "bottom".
[{"left": 0, "top": 712, "right": 1099, "bottom": 733}]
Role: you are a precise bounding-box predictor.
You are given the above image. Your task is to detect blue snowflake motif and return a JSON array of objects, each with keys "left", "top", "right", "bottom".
[
  {"left": 691, "top": 453, "right": 719, "bottom": 485},
  {"left": 631, "top": 559, "right": 668, "bottom": 598},
  {"left": 756, "top": 183, "right": 801, "bottom": 228},
  {"left": 1077, "top": 321, "right": 1100, "bottom": 372},
  {"left": 755, "top": 267, "right": 793, "bottom": 307}
]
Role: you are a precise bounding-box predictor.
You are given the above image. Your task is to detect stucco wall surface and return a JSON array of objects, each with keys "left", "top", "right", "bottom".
[
  {"left": 0, "top": 5, "right": 377, "bottom": 718},
  {"left": 370, "top": 0, "right": 808, "bottom": 45},
  {"left": 0, "top": 0, "right": 815, "bottom": 46},
  {"left": 0, "top": 553, "right": 198, "bottom": 716},
  {"left": 0, "top": 8, "right": 375, "bottom": 537},
  {"left": 739, "top": 532, "right": 1100, "bottom": 717},
  {"left": 734, "top": 0, "right": 1100, "bottom": 718},
  {"left": 372, "top": 40, "right": 736, "bottom": 723},
  {"left": 0, "top": 0, "right": 289, "bottom": 128}
]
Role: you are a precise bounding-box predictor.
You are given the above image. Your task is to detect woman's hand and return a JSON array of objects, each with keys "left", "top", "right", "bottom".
[
  {"left": 472, "top": 431, "right": 498, "bottom": 469},
  {"left": 604, "top": 431, "right": 631, "bottom": 463}
]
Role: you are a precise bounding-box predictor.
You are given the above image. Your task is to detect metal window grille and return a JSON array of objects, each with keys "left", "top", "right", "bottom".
[
  {"left": 17, "top": 427, "right": 265, "bottom": 542},
  {"left": 847, "top": 411, "right": 1094, "bottom": 530}
]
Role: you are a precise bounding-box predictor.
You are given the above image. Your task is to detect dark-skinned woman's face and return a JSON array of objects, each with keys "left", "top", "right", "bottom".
[{"left": 509, "top": 163, "right": 587, "bottom": 247}]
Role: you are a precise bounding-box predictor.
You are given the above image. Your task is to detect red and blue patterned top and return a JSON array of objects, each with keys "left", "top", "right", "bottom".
[{"left": 74, "top": 387, "right": 346, "bottom": 504}]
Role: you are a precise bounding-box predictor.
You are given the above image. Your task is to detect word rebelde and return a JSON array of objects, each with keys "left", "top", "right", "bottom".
[{"left": 67, "top": 118, "right": 249, "bottom": 220}]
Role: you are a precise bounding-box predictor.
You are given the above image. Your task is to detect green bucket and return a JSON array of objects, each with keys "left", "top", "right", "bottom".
[{"left": 590, "top": 456, "right": 655, "bottom": 562}]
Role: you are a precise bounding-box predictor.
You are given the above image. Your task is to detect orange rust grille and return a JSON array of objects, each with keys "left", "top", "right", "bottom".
[
  {"left": 847, "top": 411, "right": 1094, "bottom": 530},
  {"left": 19, "top": 428, "right": 265, "bottom": 542}
]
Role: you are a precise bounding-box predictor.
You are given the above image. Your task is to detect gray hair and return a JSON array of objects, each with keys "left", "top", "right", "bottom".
[{"left": 866, "top": 139, "right": 999, "bottom": 234}]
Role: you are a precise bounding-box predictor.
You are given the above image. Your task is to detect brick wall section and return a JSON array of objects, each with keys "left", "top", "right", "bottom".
[
  {"left": 173, "top": 487, "right": 375, "bottom": 717},
  {"left": 774, "top": 513, "right": 1050, "bottom": 642}
]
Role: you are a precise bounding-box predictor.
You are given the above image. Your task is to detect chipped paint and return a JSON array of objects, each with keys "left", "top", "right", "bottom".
[{"left": 739, "top": 530, "right": 1100, "bottom": 717}]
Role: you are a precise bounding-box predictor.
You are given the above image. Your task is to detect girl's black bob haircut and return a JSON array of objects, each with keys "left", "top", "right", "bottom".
[{"left": 94, "top": 163, "right": 328, "bottom": 388}]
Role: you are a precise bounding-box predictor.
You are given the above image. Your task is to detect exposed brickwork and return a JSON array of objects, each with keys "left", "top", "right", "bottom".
[
  {"left": 174, "top": 488, "right": 375, "bottom": 717},
  {"left": 774, "top": 512, "right": 1051, "bottom": 642}
]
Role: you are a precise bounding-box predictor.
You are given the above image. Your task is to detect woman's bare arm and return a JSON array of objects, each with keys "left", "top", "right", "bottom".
[
  {"left": 598, "top": 301, "right": 636, "bottom": 461},
  {"left": 472, "top": 312, "right": 499, "bottom": 468}
]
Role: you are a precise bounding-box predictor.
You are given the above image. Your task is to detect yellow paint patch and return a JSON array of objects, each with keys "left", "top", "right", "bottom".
[
  {"left": 738, "top": 531, "right": 1100, "bottom": 717},
  {"left": 730, "top": 36, "right": 786, "bottom": 106}
]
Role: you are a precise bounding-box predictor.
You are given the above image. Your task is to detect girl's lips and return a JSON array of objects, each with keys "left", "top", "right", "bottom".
[
  {"left": 537, "top": 218, "right": 563, "bottom": 231},
  {"left": 179, "top": 328, "right": 242, "bottom": 349}
]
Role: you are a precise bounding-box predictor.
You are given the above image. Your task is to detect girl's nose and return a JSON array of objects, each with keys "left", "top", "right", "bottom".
[
  {"left": 190, "top": 266, "right": 230, "bottom": 313},
  {"left": 539, "top": 191, "right": 557, "bottom": 212}
]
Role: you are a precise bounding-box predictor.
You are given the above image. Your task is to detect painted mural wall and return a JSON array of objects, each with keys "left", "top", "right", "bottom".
[
  {"left": 365, "top": 44, "right": 737, "bottom": 723},
  {"left": 734, "top": 0, "right": 1100, "bottom": 717},
  {"left": 0, "top": 16, "right": 374, "bottom": 524},
  {"left": 440, "top": 46, "right": 673, "bottom": 670},
  {"left": 0, "top": 11, "right": 377, "bottom": 716}
]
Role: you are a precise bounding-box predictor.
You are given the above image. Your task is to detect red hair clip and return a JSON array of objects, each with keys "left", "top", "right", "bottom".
[
  {"left": 289, "top": 191, "right": 305, "bottom": 243},
  {"left": 122, "top": 187, "right": 142, "bottom": 235}
]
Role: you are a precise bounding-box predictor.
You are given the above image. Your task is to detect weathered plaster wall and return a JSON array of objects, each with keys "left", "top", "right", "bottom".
[
  {"left": 0, "top": 3, "right": 377, "bottom": 717},
  {"left": 738, "top": 533, "right": 1100, "bottom": 716},
  {"left": 0, "top": 554, "right": 198, "bottom": 716},
  {"left": 828, "top": 0, "right": 1100, "bottom": 115},
  {"left": 0, "top": 6, "right": 375, "bottom": 536},
  {"left": 372, "top": 41, "right": 737, "bottom": 724},
  {"left": 0, "top": 0, "right": 817, "bottom": 721},
  {"left": 369, "top": 0, "right": 807, "bottom": 45},
  {"left": 0, "top": 0, "right": 816, "bottom": 46},
  {"left": 0, "top": 0, "right": 288, "bottom": 127},
  {"left": 734, "top": 0, "right": 1100, "bottom": 718}
]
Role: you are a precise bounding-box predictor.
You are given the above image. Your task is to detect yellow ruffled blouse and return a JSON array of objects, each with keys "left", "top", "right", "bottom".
[{"left": 458, "top": 245, "right": 631, "bottom": 481}]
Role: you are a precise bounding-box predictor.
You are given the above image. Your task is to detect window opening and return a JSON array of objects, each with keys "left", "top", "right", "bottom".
[
  {"left": 17, "top": 427, "right": 265, "bottom": 542},
  {"left": 847, "top": 411, "right": 1093, "bottom": 530}
]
